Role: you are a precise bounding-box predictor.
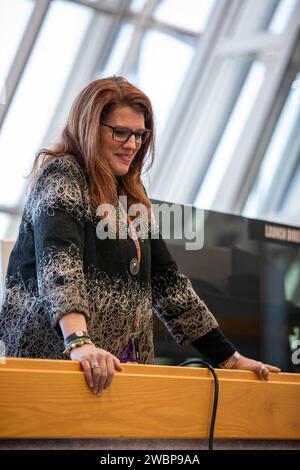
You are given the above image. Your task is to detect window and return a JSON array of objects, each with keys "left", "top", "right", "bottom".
[
  {"left": 153, "top": 0, "right": 217, "bottom": 34},
  {"left": 268, "top": 0, "right": 299, "bottom": 34},
  {"left": 101, "top": 22, "right": 135, "bottom": 77},
  {"left": 243, "top": 71, "right": 300, "bottom": 223},
  {"left": 194, "top": 60, "right": 266, "bottom": 210},
  {"left": 1, "top": 0, "right": 300, "bottom": 237},
  {"left": 132, "top": 29, "right": 194, "bottom": 133},
  {"left": 130, "top": 0, "right": 148, "bottom": 13},
  {"left": 0, "top": 0, "right": 93, "bottom": 208},
  {"left": 226, "top": 0, "right": 298, "bottom": 38},
  {"left": 0, "top": 0, "right": 34, "bottom": 87},
  {"left": 281, "top": 163, "right": 300, "bottom": 222},
  {"left": 0, "top": 213, "right": 11, "bottom": 240}
]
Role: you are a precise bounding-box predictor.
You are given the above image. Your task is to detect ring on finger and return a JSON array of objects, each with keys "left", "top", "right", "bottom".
[
  {"left": 91, "top": 362, "right": 101, "bottom": 369},
  {"left": 259, "top": 365, "right": 267, "bottom": 375}
]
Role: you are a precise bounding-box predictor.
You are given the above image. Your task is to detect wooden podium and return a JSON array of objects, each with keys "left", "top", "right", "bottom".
[{"left": 1, "top": 357, "right": 300, "bottom": 446}]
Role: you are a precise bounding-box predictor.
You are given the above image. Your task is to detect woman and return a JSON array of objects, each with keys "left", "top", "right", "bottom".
[{"left": 0, "top": 76, "right": 280, "bottom": 395}]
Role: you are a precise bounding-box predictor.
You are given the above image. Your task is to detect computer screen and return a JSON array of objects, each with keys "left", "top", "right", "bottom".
[{"left": 152, "top": 202, "right": 300, "bottom": 372}]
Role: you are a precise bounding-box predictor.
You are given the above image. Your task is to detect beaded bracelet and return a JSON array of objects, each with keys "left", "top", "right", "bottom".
[
  {"left": 64, "top": 335, "right": 91, "bottom": 349},
  {"left": 64, "top": 331, "right": 90, "bottom": 347},
  {"left": 63, "top": 337, "right": 94, "bottom": 357}
]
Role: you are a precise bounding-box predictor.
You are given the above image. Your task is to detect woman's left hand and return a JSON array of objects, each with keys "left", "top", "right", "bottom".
[{"left": 232, "top": 354, "right": 281, "bottom": 381}]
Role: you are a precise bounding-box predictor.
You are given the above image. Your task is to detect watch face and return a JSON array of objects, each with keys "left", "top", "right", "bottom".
[{"left": 76, "top": 331, "right": 84, "bottom": 337}]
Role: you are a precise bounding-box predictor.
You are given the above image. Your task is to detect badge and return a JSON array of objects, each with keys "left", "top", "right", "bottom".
[{"left": 129, "top": 257, "right": 140, "bottom": 275}]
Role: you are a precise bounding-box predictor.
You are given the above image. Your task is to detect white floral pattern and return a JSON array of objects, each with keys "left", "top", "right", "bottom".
[{"left": 0, "top": 157, "right": 217, "bottom": 363}]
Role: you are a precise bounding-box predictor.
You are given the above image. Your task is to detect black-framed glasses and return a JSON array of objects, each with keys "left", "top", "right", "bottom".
[{"left": 101, "top": 122, "right": 151, "bottom": 144}]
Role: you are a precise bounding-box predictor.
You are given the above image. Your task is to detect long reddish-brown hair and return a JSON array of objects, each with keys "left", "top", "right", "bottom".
[{"left": 31, "top": 76, "right": 155, "bottom": 218}]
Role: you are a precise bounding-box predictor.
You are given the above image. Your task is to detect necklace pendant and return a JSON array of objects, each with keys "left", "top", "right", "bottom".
[{"left": 129, "top": 257, "right": 140, "bottom": 275}]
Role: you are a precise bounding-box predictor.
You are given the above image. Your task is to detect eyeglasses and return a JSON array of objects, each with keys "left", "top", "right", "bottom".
[{"left": 101, "top": 122, "right": 151, "bottom": 144}]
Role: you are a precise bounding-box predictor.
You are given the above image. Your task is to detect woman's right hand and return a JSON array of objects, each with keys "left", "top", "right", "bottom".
[{"left": 70, "top": 344, "right": 124, "bottom": 395}]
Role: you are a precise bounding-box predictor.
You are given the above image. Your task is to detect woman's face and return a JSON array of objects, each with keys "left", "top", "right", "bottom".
[{"left": 99, "top": 105, "right": 146, "bottom": 176}]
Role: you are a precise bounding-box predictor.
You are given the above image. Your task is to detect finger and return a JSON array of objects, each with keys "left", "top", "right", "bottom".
[
  {"left": 113, "top": 356, "right": 124, "bottom": 372},
  {"left": 104, "top": 356, "right": 115, "bottom": 390},
  {"left": 257, "top": 364, "right": 269, "bottom": 381},
  {"left": 90, "top": 358, "right": 103, "bottom": 395},
  {"left": 80, "top": 359, "right": 94, "bottom": 390},
  {"left": 265, "top": 364, "right": 281, "bottom": 373},
  {"left": 261, "top": 367, "right": 269, "bottom": 381},
  {"left": 97, "top": 359, "right": 108, "bottom": 394}
]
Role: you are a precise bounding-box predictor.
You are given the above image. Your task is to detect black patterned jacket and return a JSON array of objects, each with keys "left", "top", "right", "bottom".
[{"left": 0, "top": 157, "right": 235, "bottom": 364}]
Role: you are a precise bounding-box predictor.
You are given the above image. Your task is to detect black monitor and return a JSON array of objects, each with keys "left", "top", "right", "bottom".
[{"left": 152, "top": 201, "right": 300, "bottom": 372}]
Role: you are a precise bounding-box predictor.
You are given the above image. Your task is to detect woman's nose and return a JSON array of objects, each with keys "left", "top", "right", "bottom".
[{"left": 123, "top": 134, "right": 137, "bottom": 149}]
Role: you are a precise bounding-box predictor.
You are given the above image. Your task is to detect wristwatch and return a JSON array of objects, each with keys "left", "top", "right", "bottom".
[{"left": 220, "top": 351, "right": 241, "bottom": 369}]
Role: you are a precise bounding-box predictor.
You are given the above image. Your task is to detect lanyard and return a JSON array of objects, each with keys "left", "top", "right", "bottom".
[
  {"left": 118, "top": 201, "right": 141, "bottom": 276},
  {"left": 127, "top": 213, "right": 141, "bottom": 328},
  {"left": 127, "top": 213, "right": 141, "bottom": 264}
]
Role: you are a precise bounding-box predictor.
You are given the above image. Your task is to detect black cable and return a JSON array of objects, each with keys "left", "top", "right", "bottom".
[{"left": 178, "top": 359, "right": 219, "bottom": 451}]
